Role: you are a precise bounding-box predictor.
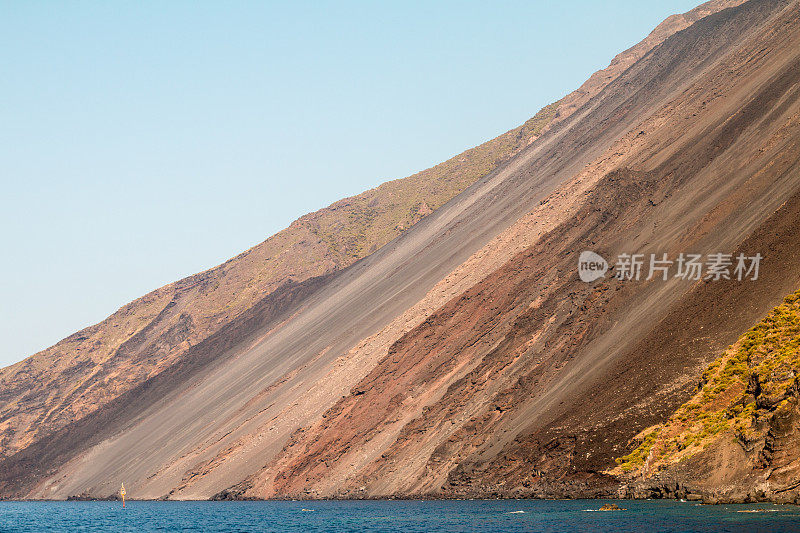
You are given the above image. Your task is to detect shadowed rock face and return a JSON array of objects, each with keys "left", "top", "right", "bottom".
[{"left": 1, "top": 0, "right": 796, "bottom": 501}]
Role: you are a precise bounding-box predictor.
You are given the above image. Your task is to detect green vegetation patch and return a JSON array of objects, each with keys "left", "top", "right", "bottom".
[
  {"left": 616, "top": 428, "right": 660, "bottom": 472},
  {"left": 613, "top": 288, "right": 800, "bottom": 475}
]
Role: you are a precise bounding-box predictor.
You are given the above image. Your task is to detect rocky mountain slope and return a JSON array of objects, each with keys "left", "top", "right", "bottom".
[
  {"left": 221, "top": 0, "right": 800, "bottom": 500},
  {"left": 2, "top": 0, "right": 798, "bottom": 501},
  {"left": 616, "top": 289, "right": 800, "bottom": 503},
  {"left": 0, "top": 90, "right": 560, "bottom": 460}
]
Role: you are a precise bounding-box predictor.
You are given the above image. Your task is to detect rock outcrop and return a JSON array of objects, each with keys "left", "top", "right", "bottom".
[{"left": 617, "top": 290, "right": 800, "bottom": 504}]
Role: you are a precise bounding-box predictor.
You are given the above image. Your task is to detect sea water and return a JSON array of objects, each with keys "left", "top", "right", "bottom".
[{"left": 1, "top": 499, "right": 799, "bottom": 532}]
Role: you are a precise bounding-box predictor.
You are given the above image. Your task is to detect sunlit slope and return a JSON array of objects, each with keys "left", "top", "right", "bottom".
[
  {"left": 617, "top": 289, "right": 800, "bottom": 503},
  {"left": 229, "top": 0, "right": 800, "bottom": 500},
  {"left": 0, "top": 101, "right": 559, "bottom": 459},
  {"left": 0, "top": 0, "right": 759, "bottom": 501}
]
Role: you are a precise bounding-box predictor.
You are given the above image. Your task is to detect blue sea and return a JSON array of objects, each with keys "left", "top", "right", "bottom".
[{"left": 1, "top": 499, "right": 799, "bottom": 532}]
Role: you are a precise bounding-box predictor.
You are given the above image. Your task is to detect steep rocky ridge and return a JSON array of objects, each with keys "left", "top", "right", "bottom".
[
  {"left": 224, "top": 0, "right": 800, "bottom": 499},
  {"left": 551, "top": 0, "right": 748, "bottom": 122},
  {"left": 16, "top": 39, "right": 641, "bottom": 497},
  {"left": 0, "top": 0, "right": 773, "bottom": 500},
  {"left": 0, "top": 93, "right": 560, "bottom": 460}
]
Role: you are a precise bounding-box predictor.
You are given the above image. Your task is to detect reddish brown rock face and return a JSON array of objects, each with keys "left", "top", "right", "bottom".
[
  {"left": 228, "top": 0, "right": 800, "bottom": 500},
  {"left": 3, "top": 0, "right": 800, "bottom": 502}
]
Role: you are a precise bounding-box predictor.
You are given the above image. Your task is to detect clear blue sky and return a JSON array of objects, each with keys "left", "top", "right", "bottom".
[{"left": 0, "top": 0, "right": 702, "bottom": 367}]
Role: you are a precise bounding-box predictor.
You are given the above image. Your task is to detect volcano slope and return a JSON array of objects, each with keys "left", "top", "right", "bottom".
[
  {"left": 230, "top": 0, "right": 800, "bottom": 500},
  {"left": 615, "top": 289, "right": 800, "bottom": 504},
  {"left": 1, "top": 0, "right": 798, "bottom": 501}
]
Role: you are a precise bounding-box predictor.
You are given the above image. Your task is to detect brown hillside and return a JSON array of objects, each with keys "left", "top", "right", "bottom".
[
  {"left": 0, "top": 0, "right": 773, "bottom": 501},
  {"left": 0, "top": 98, "right": 558, "bottom": 459}
]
